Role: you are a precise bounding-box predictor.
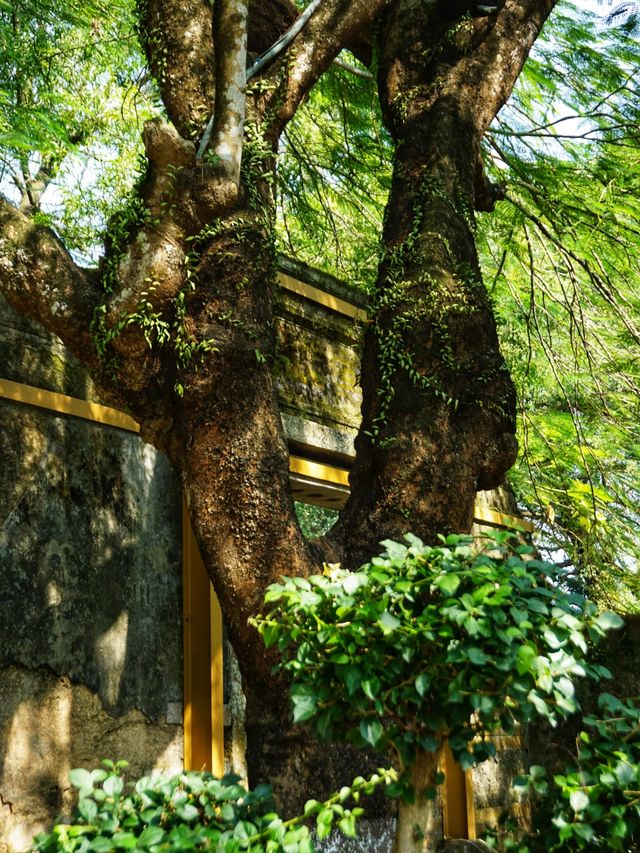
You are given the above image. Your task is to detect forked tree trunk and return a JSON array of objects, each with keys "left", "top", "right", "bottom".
[
  {"left": 0, "top": 0, "right": 558, "bottom": 826},
  {"left": 334, "top": 0, "right": 562, "bottom": 566}
]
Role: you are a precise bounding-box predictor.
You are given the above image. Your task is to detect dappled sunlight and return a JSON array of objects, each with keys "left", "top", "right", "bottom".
[
  {"left": 1, "top": 680, "right": 72, "bottom": 849},
  {"left": 95, "top": 610, "right": 130, "bottom": 709}
]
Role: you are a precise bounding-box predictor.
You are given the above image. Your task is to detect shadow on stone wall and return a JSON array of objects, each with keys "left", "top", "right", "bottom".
[{"left": 0, "top": 311, "right": 185, "bottom": 850}]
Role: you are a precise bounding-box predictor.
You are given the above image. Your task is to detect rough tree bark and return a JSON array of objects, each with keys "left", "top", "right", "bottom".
[
  {"left": 332, "top": 0, "right": 557, "bottom": 569},
  {"left": 0, "top": 0, "right": 556, "bottom": 825}
]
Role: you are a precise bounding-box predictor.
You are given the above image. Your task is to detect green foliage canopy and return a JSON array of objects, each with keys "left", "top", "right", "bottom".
[
  {"left": 481, "top": 3, "right": 640, "bottom": 609},
  {"left": 0, "top": 0, "right": 156, "bottom": 256}
]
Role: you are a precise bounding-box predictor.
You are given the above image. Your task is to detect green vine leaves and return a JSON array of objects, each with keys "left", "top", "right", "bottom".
[
  {"left": 31, "top": 760, "right": 397, "bottom": 852},
  {"left": 253, "top": 533, "right": 623, "bottom": 782}
]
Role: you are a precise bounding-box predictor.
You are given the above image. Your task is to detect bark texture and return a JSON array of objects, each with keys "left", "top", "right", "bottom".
[
  {"left": 0, "top": 199, "right": 103, "bottom": 376},
  {"left": 0, "top": 0, "right": 557, "bottom": 820},
  {"left": 332, "top": 0, "right": 556, "bottom": 567}
]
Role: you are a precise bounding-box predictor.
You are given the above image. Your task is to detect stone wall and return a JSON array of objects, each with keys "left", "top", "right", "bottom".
[
  {"left": 0, "top": 259, "right": 370, "bottom": 849},
  {"left": 0, "top": 296, "right": 184, "bottom": 850}
]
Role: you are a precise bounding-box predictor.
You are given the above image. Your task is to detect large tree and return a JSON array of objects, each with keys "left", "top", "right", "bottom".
[{"left": 0, "top": 0, "right": 561, "bottom": 805}]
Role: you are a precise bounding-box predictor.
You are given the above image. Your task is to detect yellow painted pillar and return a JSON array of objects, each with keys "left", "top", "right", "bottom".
[
  {"left": 182, "top": 500, "right": 224, "bottom": 775},
  {"left": 442, "top": 742, "right": 476, "bottom": 840}
]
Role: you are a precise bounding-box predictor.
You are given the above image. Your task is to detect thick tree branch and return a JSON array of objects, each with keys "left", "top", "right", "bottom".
[
  {"left": 457, "top": 0, "right": 558, "bottom": 137},
  {"left": 0, "top": 197, "right": 102, "bottom": 370},
  {"left": 331, "top": 0, "right": 558, "bottom": 565},
  {"left": 20, "top": 157, "right": 56, "bottom": 213},
  {"left": 263, "top": 0, "right": 392, "bottom": 134},
  {"left": 377, "top": 0, "right": 557, "bottom": 146},
  {"left": 140, "top": 0, "right": 215, "bottom": 139},
  {"left": 248, "top": 0, "right": 298, "bottom": 56},
  {"left": 140, "top": 0, "right": 301, "bottom": 141}
]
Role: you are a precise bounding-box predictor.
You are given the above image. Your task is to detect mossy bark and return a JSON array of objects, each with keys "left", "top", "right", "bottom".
[{"left": 333, "top": 0, "right": 556, "bottom": 568}]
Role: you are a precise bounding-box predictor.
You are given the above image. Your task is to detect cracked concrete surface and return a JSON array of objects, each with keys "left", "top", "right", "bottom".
[{"left": 0, "top": 667, "right": 182, "bottom": 852}]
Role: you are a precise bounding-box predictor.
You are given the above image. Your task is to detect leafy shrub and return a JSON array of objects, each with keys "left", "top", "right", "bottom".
[
  {"left": 253, "top": 533, "right": 621, "bottom": 776},
  {"left": 486, "top": 693, "right": 640, "bottom": 851},
  {"left": 31, "top": 760, "right": 394, "bottom": 852}
]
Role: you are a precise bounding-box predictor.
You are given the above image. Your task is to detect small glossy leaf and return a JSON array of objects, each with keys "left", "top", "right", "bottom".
[
  {"left": 435, "top": 573, "right": 461, "bottom": 596},
  {"left": 570, "top": 790, "right": 590, "bottom": 812},
  {"left": 359, "top": 719, "right": 384, "bottom": 748},
  {"left": 78, "top": 797, "right": 98, "bottom": 822},
  {"left": 103, "top": 775, "right": 124, "bottom": 797},
  {"left": 69, "top": 768, "right": 94, "bottom": 794},
  {"left": 415, "top": 673, "right": 431, "bottom": 698},
  {"left": 595, "top": 611, "right": 624, "bottom": 631},
  {"left": 379, "top": 611, "right": 400, "bottom": 633},
  {"left": 139, "top": 826, "right": 166, "bottom": 845},
  {"left": 291, "top": 688, "right": 317, "bottom": 723}
]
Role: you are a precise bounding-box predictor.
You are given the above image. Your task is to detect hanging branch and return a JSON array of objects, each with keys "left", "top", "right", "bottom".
[
  {"left": 247, "top": 0, "right": 323, "bottom": 80},
  {"left": 505, "top": 193, "right": 640, "bottom": 346}
]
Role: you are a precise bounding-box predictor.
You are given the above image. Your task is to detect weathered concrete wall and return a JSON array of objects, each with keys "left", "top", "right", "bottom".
[
  {"left": 275, "top": 256, "right": 366, "bottom": 464},
  {"left": 0, "top": 668, "right": 182, "bottom": 852},
  {"left": 471, "top": 732, "right": 530, "bottom": 835},
  {"left": 0, "top": 295, "right": 184, "bottom": 851}
]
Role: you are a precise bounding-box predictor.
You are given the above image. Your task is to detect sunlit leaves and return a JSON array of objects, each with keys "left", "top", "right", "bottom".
[
  {"left": 294, "top": 503, "right": 338, "bottom": 539},
  {"left": 33, "top": 761, "right": 394, "bottom": 852},
  {"left": 276, "top": 61, "right": 391, "bottom": 288},
  {"left": 253, "top": 533, "right": 624, "bottom": 773},
  {"left": 478, "top": 3, "right": 640, "bottom": 610},
  {"left": 0, "top": 0, "right": 157, "bottom": 258}
]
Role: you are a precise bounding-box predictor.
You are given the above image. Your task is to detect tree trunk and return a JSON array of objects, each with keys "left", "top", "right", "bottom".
[
  {"left": 393, "top": 746, "right": 444, "bottom": 853},
  {"left": 333, "top": 0, "right": 556, "bottom": 568}
]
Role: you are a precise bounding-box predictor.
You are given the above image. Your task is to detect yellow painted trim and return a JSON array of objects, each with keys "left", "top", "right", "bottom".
[
  {"left": 465, "top": 759, "right": 477, "bottom": 840},
  {"left": 474, "top": 505, "right": 534, "bottom": 533},
  {"left": 0, "top": 379, "right": 532, "bottom": 535},
  {"left": 210, "top": 585, "right": 224, "bottom": 776},
  {"left": 182, "top": 500, "right": 196, "bottom": 771},
  {"left": 182, "top": 500, "right": 224, "bottom": 773},
  {"left": 288, "top": 454, "right": 351, "bottom": 488},
  {"left": 288, "top": 453, "right": 531, "bottom": 532},
  {"left": 278, "top": 272, "right": 368, "bottom": 322},
  {"left": 0, "top": 377, "right": 139, "bottom": 433},
  {"left": 442, "top": 742, "right": 473, "bottom": 839}
]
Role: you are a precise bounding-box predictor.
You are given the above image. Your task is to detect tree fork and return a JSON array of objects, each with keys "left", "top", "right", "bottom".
[{"left": 0, "top": 0, "right": 558, "bottom": 833}]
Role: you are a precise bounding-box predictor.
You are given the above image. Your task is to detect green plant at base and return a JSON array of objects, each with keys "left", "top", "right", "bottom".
[
  {"left": 252, "top": 533, "right": 623, "bottom": 783},
  {"left": 484, "top": 693, "right": 640, "bottom": 851},
  {"left": 31, "top": 759, "right": 396, "bottom": 852}
]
